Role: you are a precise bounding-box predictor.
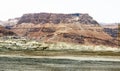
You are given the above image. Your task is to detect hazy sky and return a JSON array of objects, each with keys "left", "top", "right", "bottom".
[{"left": 0, "top": 0, "right": 119, "bottom": 23}]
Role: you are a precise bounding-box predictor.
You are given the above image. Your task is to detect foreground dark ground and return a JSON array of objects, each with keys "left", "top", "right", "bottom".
[
  {"left": 0, "top": 56, "right": 120, "bottom": 71},
  {"left": 1, "top": 50, "right": 120, "bottom": 56}
]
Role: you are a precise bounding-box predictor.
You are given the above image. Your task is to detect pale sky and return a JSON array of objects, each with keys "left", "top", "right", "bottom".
[{"left": 0, "top": 0, "right": 120, "bottom": 23}]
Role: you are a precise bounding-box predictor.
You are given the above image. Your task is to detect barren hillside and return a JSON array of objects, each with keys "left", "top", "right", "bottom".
[{"left": 10, "top": 13, "right": 118, "bottom": 47}]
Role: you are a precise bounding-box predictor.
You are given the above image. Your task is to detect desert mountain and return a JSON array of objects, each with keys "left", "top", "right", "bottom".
[{"left": 11, "top": 13, "right": 118, "bottom": 47}]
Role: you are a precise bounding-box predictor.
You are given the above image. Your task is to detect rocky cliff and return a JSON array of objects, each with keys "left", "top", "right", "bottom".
[
  {"left": 10, "top": 13, "right": 118, "bottom": 47},
  {"left": 18, "top": 13, "right": 98, "bottom": 25}
]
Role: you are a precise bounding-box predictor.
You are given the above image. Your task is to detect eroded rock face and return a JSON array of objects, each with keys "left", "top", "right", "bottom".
[
  {"left": 18, "top": 13, "right": 98, "bottom": 25},
  {"left": 11, "top": 23, "right": 118, "bottom": 47},
  {"left": 10, "top": 13, "right": 118, "bottom": 47}
]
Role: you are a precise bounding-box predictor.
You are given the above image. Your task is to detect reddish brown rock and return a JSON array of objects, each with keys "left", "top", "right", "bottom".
[{"left": 10, "top": 13, "right": 118, "bottom": 47}]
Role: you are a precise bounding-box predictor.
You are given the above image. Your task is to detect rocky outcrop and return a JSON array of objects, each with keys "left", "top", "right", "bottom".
[
  {"left": 9, "top": 13, "right": 118, "bottom": 47},
  {"left": 104, "top": 28, "right": 118, "bottom": 38},
  {"left": 0, "top": 25, "right": 16, "bottom": 36},
  {"left": 101, "top": 24, "right": 119, "bottom": 38},
  {"left": 18, "top": 13, "right": 98, "bottom": 25}
]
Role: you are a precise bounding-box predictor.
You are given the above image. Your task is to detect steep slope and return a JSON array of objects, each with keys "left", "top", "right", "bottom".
[{"left": 11, "top": 13, "right": 118, "bottom": 47}]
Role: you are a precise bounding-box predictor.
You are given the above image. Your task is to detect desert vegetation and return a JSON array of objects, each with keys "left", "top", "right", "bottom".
[{"left": 0, "top": 36, "right": 120, "bottom": 56}]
